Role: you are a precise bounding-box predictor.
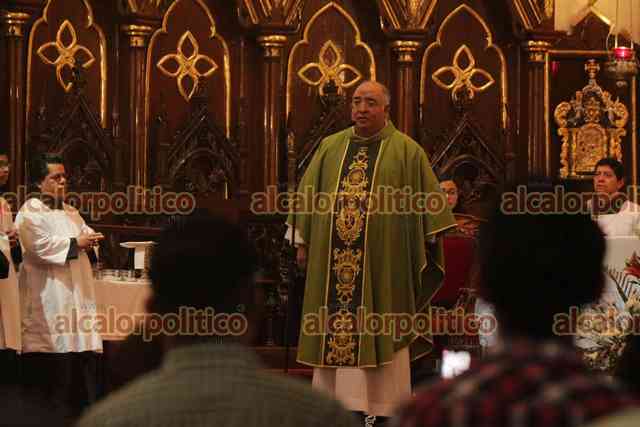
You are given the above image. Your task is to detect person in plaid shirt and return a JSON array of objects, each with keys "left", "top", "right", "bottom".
[{"left": 394, "top": 183, "right": 640, "bottom": 427}]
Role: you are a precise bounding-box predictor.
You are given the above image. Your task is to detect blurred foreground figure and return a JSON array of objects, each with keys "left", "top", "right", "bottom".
[
  {"left": 394, "top": 183, "right": 640, "bottom": 427},
  {"left": 77, "top": 215, "right": 358, "bottom": 427}
]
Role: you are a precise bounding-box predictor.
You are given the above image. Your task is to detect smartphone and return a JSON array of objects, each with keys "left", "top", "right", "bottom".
[{"left": 440, "top": 350, "right": 471, "bottom": 379}]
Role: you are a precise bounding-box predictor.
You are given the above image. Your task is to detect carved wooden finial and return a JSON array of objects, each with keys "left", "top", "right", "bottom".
[{"left": 70, "top": 66, "right": 88, "bottom": 94}]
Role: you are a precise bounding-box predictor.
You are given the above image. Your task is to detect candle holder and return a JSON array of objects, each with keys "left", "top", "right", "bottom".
[
  {"left": 119, "top": 241, "right": 156, "bottom": 282},
  {"left": 603, "top": 5, "right": 638, "bottom": 88}
]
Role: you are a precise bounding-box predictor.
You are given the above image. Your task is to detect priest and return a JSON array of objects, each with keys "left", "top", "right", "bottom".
[
  {"left": 16, "top": 153, "right": 104, "bottom": 418},
  {"left": 288, "top": 81, "right": 456, "bottom": 425}
]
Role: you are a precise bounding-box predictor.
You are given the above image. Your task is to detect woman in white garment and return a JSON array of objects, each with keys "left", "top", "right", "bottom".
[
  {"left": 0, "top": 152, "right": 20, "bottom": 384},
  {"left": 591, "top": 158, "right": 640, "bottom": 237}
]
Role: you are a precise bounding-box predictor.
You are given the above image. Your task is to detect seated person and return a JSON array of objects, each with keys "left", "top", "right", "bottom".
[
  {"left": 430, "top": 177, "right": 481, "bottom": 363},
  {"left": 433, "top": 177, "right": 477, "bottom": 307},
  {"left": 394, "top": 182, "right": 640, "bottom": 427},
  {"left": 590, "top": 157, "right": 640, "bottom": 237},
  {"left": 438, "top": 178, "right": 495, "bottom": 348}
]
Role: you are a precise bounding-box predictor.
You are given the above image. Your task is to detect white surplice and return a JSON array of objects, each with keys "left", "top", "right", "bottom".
[
  {"left": 15, "top": 198, "right": 102, "bottom": 353},
  {"left": 0, "top": 197, "right": 20, "bottom": 351},
  {"left": 593, "top": 201, "right": 640, "bottom": 238}
]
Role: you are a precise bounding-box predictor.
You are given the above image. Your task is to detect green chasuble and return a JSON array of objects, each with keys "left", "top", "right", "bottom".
[{"left": 289, "top": 122, "right": 456, "bottom": 368}]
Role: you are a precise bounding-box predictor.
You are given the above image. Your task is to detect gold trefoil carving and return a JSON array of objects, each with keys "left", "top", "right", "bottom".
[
  {"left": 37, "top": 20, "right": 96, "bottom": 92},
  {"left": 157, "top": 31, "right": 218, "bottom": 101},
  {"left": 432, "top": 44, "right": 495, "bottom": 102},
  {"left": 298, "top": 40, "right": 363, "bottom": 96}
]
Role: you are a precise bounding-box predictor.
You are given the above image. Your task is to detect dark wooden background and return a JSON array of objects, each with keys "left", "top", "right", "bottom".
[{"left": 1, "top": 0, "right": 638, "bottom": 354}]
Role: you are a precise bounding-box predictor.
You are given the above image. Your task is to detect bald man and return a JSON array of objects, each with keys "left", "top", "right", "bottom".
[{"left": 288, "top": 81, "right": 456, "bottom": 425}]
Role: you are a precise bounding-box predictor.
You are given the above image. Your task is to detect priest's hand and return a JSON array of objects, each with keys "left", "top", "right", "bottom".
[
  {"left": 78, "top": 232, "right": 105, "bottom": 250},
  {"left": 297, "top": 245, "right": 307, "bottom": 270}
]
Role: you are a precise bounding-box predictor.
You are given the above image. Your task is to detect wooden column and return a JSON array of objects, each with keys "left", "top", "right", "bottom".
[
  {"left": 522, "top": 40, "right": 551, "bottom": 178},
  {"left": 121, "top": 24, "right": 153, "bottom": 189},
  {"left": 257, "top": 35, "right": 287, "bottom": 190},
  {"left": 390, "top": 40, "right": 420, "bottom": 137},
  {"left": 1, "top": 11, "right": 30, "bottom": 193}
]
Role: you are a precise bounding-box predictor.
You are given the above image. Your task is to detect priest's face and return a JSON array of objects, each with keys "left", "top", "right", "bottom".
[
  {"left": 351, "top": 82, "right": 389, "bottom": 137},
  {"left": 594, "top": 165, "right": 624, "bottom": 195},
  {"left": 0, "top": 155, "right": 9, "bottom": 187},
  {"left": 39, "top": 163, "right": 67, "bottom": 200}
]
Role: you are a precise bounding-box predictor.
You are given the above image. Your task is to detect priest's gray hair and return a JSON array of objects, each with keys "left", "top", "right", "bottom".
[
  {"left": 357, "top": 80, "right": 391, "bottom": 107},
  {"left": 380, "top": 84, "right": 391, "bottom": 107}
]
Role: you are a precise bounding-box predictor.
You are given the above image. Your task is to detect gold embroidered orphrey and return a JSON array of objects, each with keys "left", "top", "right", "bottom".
[
  {"left": 298, "top": 40, "right": 363, "bottom": 97},
  {"left": 432, "top": 44, "right": 495, "bottom": 102},
  {"left": 157, "top": 30, "right": 218, "bottom": 101},
  {"left": 326, "top": 146, "right": 374, "bottom": 366},
  {"left": 554, "top": 60, "right": 629, "bottom": 178},
  {"left": 37, "top": 20, "right": 96, "bottom": 92}
]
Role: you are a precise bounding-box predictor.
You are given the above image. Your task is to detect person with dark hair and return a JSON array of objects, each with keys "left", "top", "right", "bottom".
[
  {"left": 393, "top": 183, "right": 640, "bottom": 427},
  {"left": 591, "top": 157, "right": 640, "bottom": 237},
  {"left": 432, "top": 174, "right": 478, "bottom": 307},
  {"left": 0, "top": 151, "right": 21, "bottom": 385},
  {"left": 15, "top": 153, "right": 105, "bottom": 419},
  {"left": 438, "top": 175, "right": 460, "bottom": 214},
  {"left": 77, "top": 215, "right": 358, "bottom": 427}
]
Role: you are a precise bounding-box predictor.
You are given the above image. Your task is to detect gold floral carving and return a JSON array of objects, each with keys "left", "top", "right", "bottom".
[
  {"left": 298, "top": 40, "right": 363, "bottom": 96},
  {"left": 379, "top": 0, "right": 437, "bottom": 30},
  {"left": 146, "top": 0, "right": 231, "bottom": 137},
  {"left": 36, "top": 20, "right": 96, "bottom": 92},
  {"left": 157, "top": 31, "right": 218, "bottom": 101},
  {"left": 432, "top": 44, "right": 495, "bottom": 102},
  {"left": 241, "top": 0, "right": 303, "bottom": 26},
  {"left": 554, "top": 60, "right": 629, "bottom": 178},
  {"left": 421, "top": 4, "right": 507, "bottom": 128}
]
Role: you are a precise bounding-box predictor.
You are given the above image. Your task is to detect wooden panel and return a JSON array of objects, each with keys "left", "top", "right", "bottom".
[
  {"left": 26, "top": 0, "right": 107, "bottom": 139},
  {"left": 420, "top": 2, "right": 507, "bottom": 150},
  {"left": 145, "top": 0, "right": 230, "bottom": 147},
  {"left": 286, "top": 0, "right": 381, "bottom": 153},
  {"left": 418, "top": 1, "right": 510, "bottom": 217}
]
